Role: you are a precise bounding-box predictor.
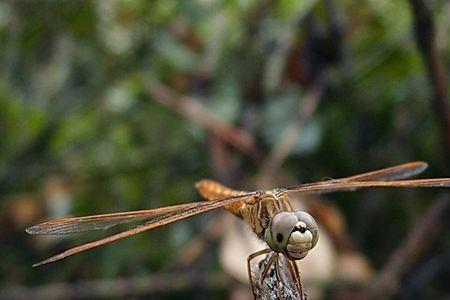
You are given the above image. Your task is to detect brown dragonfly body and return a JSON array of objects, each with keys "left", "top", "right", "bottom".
[
  {"left": 26, "top": 161, "right": 450, "bottom": 298},
  {"left": 196, "top": 180, "right": 303, "bottom": 299},
  {"left": 196, "top": 180, "right": 292, "bottom": 239}
]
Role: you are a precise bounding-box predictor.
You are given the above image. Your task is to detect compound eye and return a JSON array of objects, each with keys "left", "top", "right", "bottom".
[{"left": 265, "top": 212, "right": 297, "bottom": 253}]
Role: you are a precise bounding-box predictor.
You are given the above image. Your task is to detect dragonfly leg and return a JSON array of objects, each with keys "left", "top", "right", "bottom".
[
  {"left": 273, "top": 254, "right": 284, "bottom": 299},
  {"left": 260, "top": 252, "right": 278, "bottom": 281},
  {"left": 247, "top": 248, "right": 272, "bottom": 299},
  {"left": 287, "top": 258, "right": 305, "bottom": 300}
]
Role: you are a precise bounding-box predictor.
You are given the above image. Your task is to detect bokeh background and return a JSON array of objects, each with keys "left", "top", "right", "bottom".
[{"left": 1, "top": 0, "right": 450, "bottom": 299}]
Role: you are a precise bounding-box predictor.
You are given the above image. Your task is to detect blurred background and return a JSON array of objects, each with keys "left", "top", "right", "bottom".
[{"left": 1, "top": 0, "right": 450, "bottom": 299}]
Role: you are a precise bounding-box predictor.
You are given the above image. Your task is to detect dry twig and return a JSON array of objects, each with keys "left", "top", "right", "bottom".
[
  {"left": 365, "top": 195, "right": 450, "bottom": 299},
  {"left": 0, "top": 272, "right": 230, "bottom": 300},
  {"left": 147, "top": 79, "right": 263, "bottom": 162},
  {"left": 257, "top": 83, "right": 323, "bottom": 186},
  {"left": 409, "top": 0, "right": 450, "bottom": 168}
]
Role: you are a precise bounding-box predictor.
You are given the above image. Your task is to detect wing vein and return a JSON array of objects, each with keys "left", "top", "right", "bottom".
[{"left": 31, "top": 192, "right": 256, "bottom": 267}]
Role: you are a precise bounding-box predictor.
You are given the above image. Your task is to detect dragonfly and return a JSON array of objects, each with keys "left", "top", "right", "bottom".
[{"left": 26, "top": 161, "right": 450, "bottom": 298}]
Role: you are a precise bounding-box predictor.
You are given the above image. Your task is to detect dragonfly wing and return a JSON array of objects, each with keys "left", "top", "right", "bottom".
[
  {"left": 343, "top": 161, "right": 428, "bottom": 182},
  {"left": 285, "top": 178, "right": 450, "bottom": 194},
  {"left": 31, "top": 192, "right": 256, "bottom": 267},
  {"left": 26, "top": 202, "right": 201, "bottom": 235}
]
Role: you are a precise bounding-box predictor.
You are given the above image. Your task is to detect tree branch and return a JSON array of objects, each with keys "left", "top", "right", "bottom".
[
  {"left": 147, "top": 79, "right": 263, "bottom": 162},
  {"left": 409, "top": 0, "right": 450, "bottom": 168},
  {"left": 0, "top": 272, "right": 231, "bottom": 300},
  {"left": 365, "top": 195, "right": 450, "bottom": 299}
]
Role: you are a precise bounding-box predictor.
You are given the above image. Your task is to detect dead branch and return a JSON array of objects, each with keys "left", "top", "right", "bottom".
[
  {"left": 256, "top": 83, "right": 323, "bottom": 186},
  {"left": 409, "top": 0, "right": 450, "bottom": 168},
  {"left": 0, "top": 272, "right": 231, "bottom": 300},
  {"left": 147, "top": 79, "right": 263, "bottom": 162},
  {"left": 365, "top": 195, "right": 450, "bottom": 299},
  {"left": 173, "top": 213, "right": 233, "bottom": 268}
]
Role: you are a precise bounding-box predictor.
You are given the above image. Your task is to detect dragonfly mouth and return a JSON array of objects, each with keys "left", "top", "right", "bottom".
[
  {"left": 284, "top": 228, "right": 314, "bottom": 260},
  {"left": 284, "top": 247, "right": 309, "bottom": 260}
]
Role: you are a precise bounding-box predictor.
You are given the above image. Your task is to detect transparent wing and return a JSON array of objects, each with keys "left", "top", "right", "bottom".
[
  {"left": 342, "top": 161, "right": 428, "bottom": 182},
  {"left": 285, "top": 178, "right": 450, "bottom": 194},
  {"left": 26, "top": 161, "right": 448, "bottom": 267},
  {"left": 28, "top": 163, "right": 426, "bottom": 235},
  {"left": 27, "top": 192, "right": 256, "bottom": 267},
  {"left": 26, "top": 202, "right": 203, "bottom": 235}
]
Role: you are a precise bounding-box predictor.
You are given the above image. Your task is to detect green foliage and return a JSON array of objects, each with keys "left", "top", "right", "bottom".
[{"left": 0, "top": 0, "right": 449, "bottom": 299}]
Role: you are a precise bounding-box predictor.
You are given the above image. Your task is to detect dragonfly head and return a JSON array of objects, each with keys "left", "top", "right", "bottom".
[{"left": 264, "top": 211, "right": 319, "bottom": 260}]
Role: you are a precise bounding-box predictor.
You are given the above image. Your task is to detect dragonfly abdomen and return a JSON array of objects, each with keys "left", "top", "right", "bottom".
[{"left": 195, "top": 179, "right": 249, "bottom": 217}]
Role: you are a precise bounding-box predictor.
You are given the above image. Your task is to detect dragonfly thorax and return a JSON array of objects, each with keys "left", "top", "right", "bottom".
[
  {"left": 237, "top": 189, "right": 293, "bottom": 239},
  {"left": 264, "top": 211, "right": 319, "bottom": 260}
]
